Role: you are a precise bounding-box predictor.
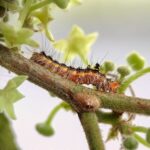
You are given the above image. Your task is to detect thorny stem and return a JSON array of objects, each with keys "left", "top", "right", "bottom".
[{"left": 78, "top": 112, "right": 105, "bottom": 150}]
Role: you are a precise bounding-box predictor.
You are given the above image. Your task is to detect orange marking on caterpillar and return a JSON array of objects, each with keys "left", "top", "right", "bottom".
[{"left": 30, "top": 52, "right": 119, "bottom": 93}]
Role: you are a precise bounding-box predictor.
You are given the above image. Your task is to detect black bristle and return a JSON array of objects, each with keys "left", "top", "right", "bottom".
[{"left": 94, "top": 63, "right": 100, "bottom": 70}]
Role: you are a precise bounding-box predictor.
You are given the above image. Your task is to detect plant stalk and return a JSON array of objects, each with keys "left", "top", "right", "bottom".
[
  {"left": 0, "top": 44, "right": 150, "bottom": 115},
  {"left": 118, "top": 67, "right": 150, "bottom": 93},
  {"left": 0, "top": 113, "right": 19, "bottom": 150},
  {"left": 78, "top": 112, "right": 105, "bottom": 150},
  {"left": 29, "top": 0, "right": 53, "bottom": 13}
]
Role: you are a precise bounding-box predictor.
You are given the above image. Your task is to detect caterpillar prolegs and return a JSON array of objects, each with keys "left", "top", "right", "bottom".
[{"left": 30, "top": 52, "right": 119, "bottom": 93}]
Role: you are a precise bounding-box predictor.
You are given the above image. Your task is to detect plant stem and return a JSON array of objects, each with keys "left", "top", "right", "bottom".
[
  {"left": 0, "top": 113, "right": 19, "bottom": 150},
  {"left": 118, "top": 67, "right": 150, "bottom": 93},
  {"left": 19, "top": 0, "right": 33, "bottom": 27},
  {"left": 96, "top": 111, "right": 120, "bottom": 125},
  {"left": 134, "top": 133, "right": 150, "bottom": 148},
  {"left": 132, "top": 126, "right": 148, "bottom": 133},
  {"left": 1, "top": 44, "right": 150, "bottom": 115},
  {"left": 78, "top": 112, "right": 105, "bottom": 150},
  {"left": 29, "top": 0, "right": 53, "bottom": 13},
  {"left": 98, "top": 92, "right": 150, "bottom": 115},
  {"left": 45, "top": 102, "right": 65, "bottom": 125},
  {"left": 44, "top": 24, "right": 54, "bottom": 42}
]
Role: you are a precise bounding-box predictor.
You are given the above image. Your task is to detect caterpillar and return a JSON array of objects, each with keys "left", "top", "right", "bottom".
[{"left": 30, "top": 52, "right": 119, "bottom": 93}]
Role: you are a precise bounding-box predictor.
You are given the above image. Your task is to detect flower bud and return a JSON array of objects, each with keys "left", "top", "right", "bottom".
[
  {"left": 117, "top": 66, "right": 130, "bottom": 77},
  {"left": 36, "top": 123, "right": 54, "bottom": 136},
  {"left": 102, "top": 61, "right": 115, "bottom": 73},
  {"left": 123, "top": 136, "right": 138, "bottom": 150},
  {"left": 127, "top": 52, "right": 145, "bottom": 71},
  {"left": 53, "top": 0, "right": 70, "bottom": 9}
]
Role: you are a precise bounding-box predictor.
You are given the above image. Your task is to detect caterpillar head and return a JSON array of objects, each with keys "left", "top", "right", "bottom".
[{"left": 109, "top": 81, "right": 120, "bottom": 93}]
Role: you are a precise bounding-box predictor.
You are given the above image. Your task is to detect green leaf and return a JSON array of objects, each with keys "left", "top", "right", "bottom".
[{"left": 0, "top": 76, "right": 27, "bottom": 119}]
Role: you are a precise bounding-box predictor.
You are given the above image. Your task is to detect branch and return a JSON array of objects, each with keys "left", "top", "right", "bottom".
[
  {"left": 0, "top": 113, "right": 19, "bottom": 150},
  {"left": 0, "top": 44, "right": 150, "bottom": 115},
  {"left": 78, "top": 112, "right": 105, "bottom": 150},
  {"left": 0, "top": 44, "right": 100, "bottom": 112}
]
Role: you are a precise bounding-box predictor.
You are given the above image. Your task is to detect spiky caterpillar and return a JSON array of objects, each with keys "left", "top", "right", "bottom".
[{"left": 30, "top": 52, "right": 119, "bottom": 93}]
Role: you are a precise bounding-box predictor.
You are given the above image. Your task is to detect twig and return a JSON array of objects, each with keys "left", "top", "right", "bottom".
[
  {"left": 78, "top": 112, "right": 105, "bottom": 150},
  {"left": 0, "top": 44, "right": 150, "bottom": 115}
]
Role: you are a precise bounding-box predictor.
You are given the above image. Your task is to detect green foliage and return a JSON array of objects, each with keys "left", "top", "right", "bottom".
[
  {"left": 0, "top": 0, "right": 85, "bottom": 50},
  {"left": 0, "top": 76, "right": 27, "bottom": 119},
  {"left": 54, "top": 25, "right": 98, "bottom": 64},
  {"left": 0, "top": 0, "right": 150, "bottom": 149},
  {"left": 127, "top": 52, "right": 145, "bottom": 71},
  {"left": 123, "top": 136, "right": 138, "bottom": 150},
  {"left": 36, "top": 102, "right": 71, "bottom": 137},
  {"left": 117, "top": 51, "right": 150, "bottom": 93},
  {"left": 31, "top": 6, "right": 54, "bottom": 41},
  {"left": 0, "top": 22, "right": 39, "bottom": 48}
]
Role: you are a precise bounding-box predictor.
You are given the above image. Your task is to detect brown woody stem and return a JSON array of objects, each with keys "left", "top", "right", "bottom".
[{"left": 0, "top": 44, "right": 150, "bottom": 115}]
